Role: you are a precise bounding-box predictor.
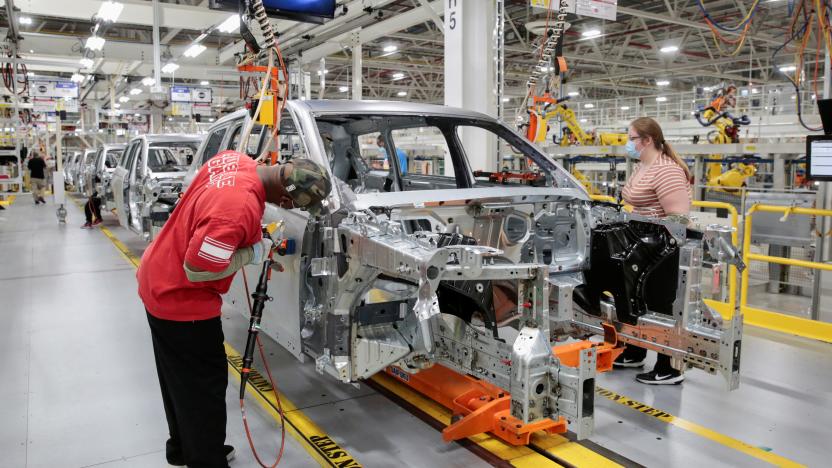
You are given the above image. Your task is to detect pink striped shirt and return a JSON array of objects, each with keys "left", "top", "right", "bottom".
[{"left": 622, "top": 153, "right": 691, "bottom": 218}]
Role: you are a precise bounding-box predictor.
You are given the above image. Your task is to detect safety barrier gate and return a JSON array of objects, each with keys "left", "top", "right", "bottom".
[{"left": 741, "top": 204, "right": 832, "bottom": 343}]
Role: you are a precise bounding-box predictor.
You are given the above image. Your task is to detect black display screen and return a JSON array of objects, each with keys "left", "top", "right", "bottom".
[
  {"left": 209, "top": 0, "right": 336, "bottom": 23},
  {"left": 807, "top": 135, "right": 832, "bottom": 181}
]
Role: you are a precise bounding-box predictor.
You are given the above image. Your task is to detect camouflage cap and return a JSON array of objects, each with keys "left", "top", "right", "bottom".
[{"left": 280, "top": 159, "right": 332, "bottom": 215}]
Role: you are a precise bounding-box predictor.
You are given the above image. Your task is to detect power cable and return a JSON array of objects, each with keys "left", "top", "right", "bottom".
[{"left": 696, "top": 0, "right": 761, "bottom": 32}]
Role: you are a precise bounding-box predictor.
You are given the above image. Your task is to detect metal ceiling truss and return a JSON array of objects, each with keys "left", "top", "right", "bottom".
[{"left": 0, "top": 0, "right": 805, "bottom": 112}]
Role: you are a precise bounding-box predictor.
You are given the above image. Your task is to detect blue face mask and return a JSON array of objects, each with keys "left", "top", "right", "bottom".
[{"left": 625, "top": 139, "right": 642, "bottom": 160}]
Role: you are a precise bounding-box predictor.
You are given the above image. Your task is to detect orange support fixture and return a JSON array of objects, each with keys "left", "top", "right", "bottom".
[{"left": 386, "top": 324, "right": 623, "bottom": 446}]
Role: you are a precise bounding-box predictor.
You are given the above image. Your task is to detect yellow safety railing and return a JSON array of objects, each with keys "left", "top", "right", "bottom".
[
  {"left": 741, "top": 204, "right": 832, "bottom": 343},
  {"left": 590, "top": 194, "right": 617, "bottom": 204}
]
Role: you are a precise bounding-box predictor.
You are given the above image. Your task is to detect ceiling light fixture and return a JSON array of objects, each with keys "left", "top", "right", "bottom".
[
  {"left": 397, "top": 91, "right": 408, "bottom": 97},
  {"left": 383, "top": 44, "right": 398, "bottom": 53},
  {"left": 97, "top": 1, "right": 124, "bottom": 23},
  {"left": 656, "top": 96, "right": 668, "bottom": 102},
  {"left": 582, "top": 29, "right": 601, "bottom": 38},
  {"left": 391, "top": 72, "right": 405, "bottom": 80},
  {"left": 71, "top": 73, "right": 85, "bottom": 83},
  {"left": 338, "top": 86, "right": 349, "bottom": 92},
  {"left": 161, "top": 62, "right": 179, "bottom": 73},
  {"left": 660, "top": 45, "right": 679, "bottom": 53},
  {"left": 79, "top": 58, "right": 94, "bottom": 69},
  {"left": 130, "top": 88, "right": 142, "bottom": 95},
  {"left": 183, "top": 43, "right": 206, "bottom": 58},
  {"left": 217, "top": 14, "right": 240, "bottom": 33},
  {"left": 317, "top": 69, "right": 329, "bottom": 75},
  {"left": 85, "top": 36, "right": 106, "bottom": 51},
  {"left": 620, "top": 106, "right": 630, "bottom": 110},
  {"left": 113, "top": 103, "right": 121, "bottom": 108},
  {"left": 141, "top": 77, "right": 156, "bottom": 86},
  {"left": 119, "top": 96, "right": 129, "bottom": 103},
  {"left": 584, "top": 103, "right": 594, "bottom": 109},
  {"left": 579, "top": 118, "right": 588, "bottom": 123},
  {"left": 502, "top": 97, "right": 510, "bottom": 102},
  {"left": 567, "top": 91, "right": 579, "bottom": 96},
  {"left": 200, "top": 80, "right": 209, "bottom": 86},
  {"left": 779, "top": 65, "right": 797, "bottom": 73},
  {"left": 19, "top": 17, "right": 32, "bottom": 25},
  {"left": 656, "top": 80, "right": 670, "bottom": 86}
]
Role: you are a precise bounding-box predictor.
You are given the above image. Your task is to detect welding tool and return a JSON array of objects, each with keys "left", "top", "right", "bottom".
[
  {"left": 239, "top": 222, "right": 284, "bottom": 398},
  {"left": 238, "top": 221, "right": 291, "bottom": 468},
  {"left": 239, "top": 226, "right": 274, "bottom": 399}
]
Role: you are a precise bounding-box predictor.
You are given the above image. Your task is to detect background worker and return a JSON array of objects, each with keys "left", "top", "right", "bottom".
[
  {"left": 616, "top": 117, "right": 692, "bottom": 385},
  {"left": 27, "top": 152, "right": 46, "bottom": 205},
  {"left": 81, "top": 193, "right": 102, "bottom": 229},
  {"left": 137, "top": 151, "right": 332, "bottom": 468},
  {"left": 710, "top": 85, "right": 737, "bottom": 112},
  {"left": 376, "top": 134, "right": 408, "bottom": 174}
]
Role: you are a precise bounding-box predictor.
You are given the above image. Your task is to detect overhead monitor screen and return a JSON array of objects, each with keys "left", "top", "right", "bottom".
[
  {"left": 209, "top": 0, "right": 336, "bottom": 23},
  {"left": 807, "top": 135, "right": 832, "bottom": 181}
]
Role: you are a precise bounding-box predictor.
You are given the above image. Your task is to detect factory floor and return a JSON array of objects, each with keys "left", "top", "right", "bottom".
[{"left": 1, "top": 193, "right": 829, "bottom": 468}]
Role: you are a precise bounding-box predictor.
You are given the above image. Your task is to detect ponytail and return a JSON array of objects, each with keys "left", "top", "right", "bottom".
[{"left": 661, "top": 141, "right": 691, "bottom": 180}]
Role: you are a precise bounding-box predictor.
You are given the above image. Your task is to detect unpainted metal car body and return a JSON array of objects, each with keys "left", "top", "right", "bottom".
[
  {"left": 84, "top": 144, "right": 126, "bottom": 202},
  {"left": 175, "top": 100, "right": 743, "bottom": 440},
  {"left": 70, "top": 149, "right": 95, "bottom": 193},
  {"left": 62, "top": 152, "right": 80, "bottom": 188},
  {"left": 111, "top": 134, "right": 202, "bottom": 240}
]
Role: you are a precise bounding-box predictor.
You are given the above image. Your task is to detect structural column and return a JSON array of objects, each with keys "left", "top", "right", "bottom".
[
  {"left": 444, "top": 0, "right": 497, "bottom": 173},
  {"left": 351, "top": 29, "right": 362, "bottom": 101}
]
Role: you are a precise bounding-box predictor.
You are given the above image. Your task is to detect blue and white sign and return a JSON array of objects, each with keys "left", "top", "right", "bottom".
[
  {"left": 29, "top": 80, "right": 79, "bottom": 99},
  {"left": 170, "top": 86, "right": 192, "bottom": 102}
]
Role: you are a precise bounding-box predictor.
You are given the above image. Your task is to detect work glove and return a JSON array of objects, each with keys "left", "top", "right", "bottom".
[{"left": 250, "top": 238, "right": 274, "bottom": 265}]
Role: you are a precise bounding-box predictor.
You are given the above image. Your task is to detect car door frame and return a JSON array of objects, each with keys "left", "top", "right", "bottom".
[
  {"left": 127, "top": 138, "right": 147, "bottom": 234},
  {"left": 112, "top": 139, "right": 140, "bottom": 228}
]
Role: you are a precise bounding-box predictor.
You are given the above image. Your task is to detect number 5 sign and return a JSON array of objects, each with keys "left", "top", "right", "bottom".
[{"left": 447, "top": 0, "right": 458, "bottom": 30}]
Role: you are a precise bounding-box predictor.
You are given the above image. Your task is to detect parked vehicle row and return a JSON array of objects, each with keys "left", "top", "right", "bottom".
[{"left": 111, "top": 134, "right": 204, "bottom": 240}]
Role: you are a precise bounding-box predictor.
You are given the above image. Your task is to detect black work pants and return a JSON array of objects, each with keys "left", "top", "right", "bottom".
[
  {"left": 146, "top": 311, "right": 229, "bottom": 468},
  {"left": 84, "top": 196, "right": 101, "bottom": 223}
]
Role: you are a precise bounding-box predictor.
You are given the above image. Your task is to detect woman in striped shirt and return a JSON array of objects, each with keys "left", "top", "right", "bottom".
[{"left": 615, "top": 117, "right": 691, "bottom": 385}]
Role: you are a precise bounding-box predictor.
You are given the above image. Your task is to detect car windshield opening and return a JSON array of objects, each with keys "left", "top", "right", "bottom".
[{"left": 148, "top": 143, "right": 198, "bottom": 171}]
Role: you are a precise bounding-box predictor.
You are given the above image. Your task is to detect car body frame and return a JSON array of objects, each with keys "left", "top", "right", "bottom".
[{"left": 172, "top": 100, "right": 743, "bottom": 440}]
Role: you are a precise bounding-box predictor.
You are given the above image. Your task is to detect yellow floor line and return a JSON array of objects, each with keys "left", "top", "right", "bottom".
[
  {"left": 225, "top": 344, "right": 362, "bottom": 468},
  {"left": 88, "top": 204, "right": 363, "bottom": 467},
  {"left": 595, "top": 387, "right": 805, "bottom": 468},
  {"left": 0, "top": 194, "right": 16, "bottom": 206}
]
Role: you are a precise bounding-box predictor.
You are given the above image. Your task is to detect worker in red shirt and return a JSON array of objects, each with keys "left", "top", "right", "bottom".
[{"left": 137, "top": 151, "right": 332, "bottom": 468}]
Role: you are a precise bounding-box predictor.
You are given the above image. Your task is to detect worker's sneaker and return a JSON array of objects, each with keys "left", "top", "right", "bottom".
[
  {"left": 635, "top": 369, "right": 685, "bottom": 385},
  {"left": 167, "top": 445, "right": 235, "bottom": 467},
  {"left": 81, "top": 222, "right": 93, "bottom": 229},
  {"left": 91, "top": 219, "right": 103, "bottom": 227},
  {"left": 613, "top": 354, "right": 645, "bottom": 368}
]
